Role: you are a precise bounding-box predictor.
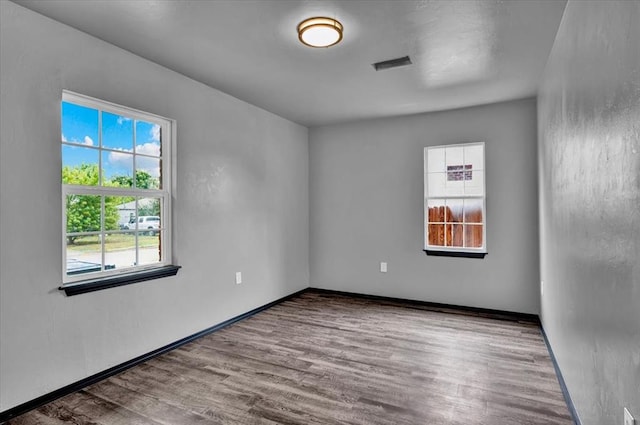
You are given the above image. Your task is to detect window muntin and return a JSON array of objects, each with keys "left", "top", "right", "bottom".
[
  {"left": 62, "top": 91, "right": 172, "bottom": 283},
  {"left": 424, "top": 142, "right": 486, "bottom": 253}
]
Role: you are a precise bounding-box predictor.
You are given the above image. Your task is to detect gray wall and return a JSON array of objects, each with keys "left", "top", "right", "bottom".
[
  {"left": 309, "top": 98, "right": 540, "bottom": 314},
  {"left": 0, "top": 2, "right": 309, "bottom": 411},
  {"left": 537, "top": 1, "right": 640, "bottom": 424}
]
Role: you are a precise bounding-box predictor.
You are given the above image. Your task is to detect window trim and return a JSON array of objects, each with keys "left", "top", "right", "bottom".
[
  {"left": 423, "top": 142, "right": 487, "bottom": 256},
  {"left": 60, "top": 90, "right": 177, "bottom": 286},
  {"left": 58, "top": 265, "right": 181, "bottom": 296}
]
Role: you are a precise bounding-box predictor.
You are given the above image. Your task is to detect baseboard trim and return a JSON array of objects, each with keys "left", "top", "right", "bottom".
[
  {"left": 0, "top": 288, "right": 307, "bottom": 423},
  {"left": 308, "top": 287, "right": 540, "bottom": 324},
  {"left": 540, "top": 325, "right": 582, "bottom": 425}
]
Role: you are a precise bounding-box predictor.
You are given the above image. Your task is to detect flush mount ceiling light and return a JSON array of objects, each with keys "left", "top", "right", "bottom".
[{"left": 297, "top": 17, "right": 343, "bottom": 48}]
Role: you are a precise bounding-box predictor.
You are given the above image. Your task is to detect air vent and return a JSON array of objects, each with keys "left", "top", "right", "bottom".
[{"left": 372, "top": 56, "right": 412, "bottom": 71}]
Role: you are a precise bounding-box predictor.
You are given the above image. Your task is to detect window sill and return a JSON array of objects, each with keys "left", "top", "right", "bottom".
[
  {"left": 424, "top": 250, "right": 487, "bottom": 259},
  {"left": 59, "top": 265, "right": 181, "bottom": 296}
]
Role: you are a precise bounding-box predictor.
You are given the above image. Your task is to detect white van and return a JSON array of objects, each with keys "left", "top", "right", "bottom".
[{"left": 123, "top": 216, "right": 160, "bottom": 234}]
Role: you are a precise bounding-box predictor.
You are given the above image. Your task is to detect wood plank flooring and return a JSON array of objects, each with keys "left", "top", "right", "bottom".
[{"left": 6, "top": 291, "right": 573, "bottom": 425}]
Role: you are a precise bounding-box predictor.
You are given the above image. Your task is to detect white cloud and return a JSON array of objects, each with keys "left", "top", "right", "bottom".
[
  {"left": 108, "top": 145, "right": 160, "bottom": 178},
  {"left": 108, "top": 150, "right": 132, "bottom": 167},
  {"left": 83, "top": 136, "right": 94, "bottom": 146},
  {"left": 136, "top": 142, "right": 160, "bottom": 157},
  {"left": 117, "top": 116, "right": 132, "bottom": 125},
  {"left": 151, "top": 124, "right": 160, "bottom": 142},
  {"left": 62, "top": 133, "right": 68, "bottom": 142}
]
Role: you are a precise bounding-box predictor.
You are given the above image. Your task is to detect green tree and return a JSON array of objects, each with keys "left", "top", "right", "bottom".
[
  {"left": 65, "top": 193, "right": 100, "bottom": 244},
  {"left": 107, "top": 170, "right": 159, "bottom": 189},
  {"left": 63, "top": 164, "right": 120, "bottom": 244},
  {"left": 104, "top": 199, "right": 120, "bottom": 231},
  {"left": 62, "top": 163, "right": 99, "bottom": 186},
  {"left": 109, "top": 175, "right": 133, "bottom": 188},
  {"left": 134, "top": 170, "right": 159, "bottom": 189}
]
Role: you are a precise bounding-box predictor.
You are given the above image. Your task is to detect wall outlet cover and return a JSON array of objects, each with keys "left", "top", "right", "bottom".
[
  {"left": 235, "top": 272, "right": 242, "bottom": 284},
  {"left": 380, "top": 262, "right": 387, "bottom": 273},
  {"left": 625, "top": 408, "right": 635, "bottom": 425}
]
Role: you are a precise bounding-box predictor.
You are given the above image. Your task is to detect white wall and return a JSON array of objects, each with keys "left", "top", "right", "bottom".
[
  {"left": 538, "top": 1, "right": 640, "bottom": 424},
  {"left": 309, "top": 98, "right": 540, "bottom": 314},
  {"left": 0, "top": 1, "right": 309, "bottom": 411}
]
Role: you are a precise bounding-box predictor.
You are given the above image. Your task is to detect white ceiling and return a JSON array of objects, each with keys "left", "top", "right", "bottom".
[{"left": 13, "top": 0, "right": 567, "bottom": 127}]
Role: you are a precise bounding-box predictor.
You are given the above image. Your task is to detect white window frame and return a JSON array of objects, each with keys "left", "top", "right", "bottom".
[
  {"left": 61, "top": 90, "right": 174, "bottom": 284},
  {"left": 424, "top": 142, "right": 487, "bottom": 255}
]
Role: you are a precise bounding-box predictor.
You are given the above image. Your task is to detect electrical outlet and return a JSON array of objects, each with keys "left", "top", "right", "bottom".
[
  {"left": 235, "top": 272, "right": 242, "bottom": 285},
  {"left": 380, "top": 262, "right": 387, "bottom": 273},
  {"left": 541, "top": 280, "right": 544, "bottom": 296},
  {"left": 625, "top": 408, "right": 636, "bottom": 425}
]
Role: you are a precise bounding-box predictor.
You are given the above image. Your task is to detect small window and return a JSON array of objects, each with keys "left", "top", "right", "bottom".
[
  {"left": 424, "top": 142, "right": 486, "bottom": 256},
  {"left": 61, "top": 91, "right": 174, "bottom": 284}
]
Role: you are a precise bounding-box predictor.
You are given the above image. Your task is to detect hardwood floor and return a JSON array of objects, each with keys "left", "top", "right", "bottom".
[{"left": 7, "top": 291, "right": 573, "bottom": 425}]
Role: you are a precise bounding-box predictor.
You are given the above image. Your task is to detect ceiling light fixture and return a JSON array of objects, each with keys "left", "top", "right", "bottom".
[{"left": 297, "top": 17, "right": 343, "bottom": 48}]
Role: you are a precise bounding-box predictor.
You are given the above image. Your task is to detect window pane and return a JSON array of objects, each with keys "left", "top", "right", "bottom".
[
  {"left": 463, "top": 199, "right": 483, "bottom": 223},
  {"left": 103, "top": 151, "right": 133, "bottom": 186},
  {"left": 443, "top": 199, "right": 463, "bottom": 247},
  {"left": 66, "top": 235, "right": 101, "bottom": 276},
  {"left": 428, "top": 224, "right": 445, "bottom": 246},
  {"left": 114, "top": 198, "right": 136, "bottom": 230},
  {"left": 102, "top": 111, "right": 133, "bottom": 151},
  {"left": 105, "top": 232, "right": 136, "bottom": 270},
  {"left": 103, "top": 196, "right": 127, "bottom": 231},
  {"left": 464, "top": 170, "right": 484, "bottom": 196},
  {"left": 464, "top": 144, "right": 484, "bottom": 171},
  {"left": 445, "top": 199, "right": 463, "bottom": 223},
  {"left": 135, "top": 157, "right": 161, "bottom": 189},
  {"left": 137, "top": 197, "right": 162, "bottom": 233},
  {"left": 465, "top": 224, "right": 483, "bottom": 248},
  {"left": 61, "top": 101, "right": 98, "bottom": 147},
  {"left": 447, "top": 223, "right": 464, "bottom": 247},
  {"left": 427, "top": 200, "right": 446, "bottom": 223},
  {"left": 135, "top": 120, "right": 161, "bottom": 157},
  {"left": 62, "top": 146, "right": 99, "bottom": 185},
  {"left": 66, "top": 194, "right": 101, "bottom": 233},
  {"left": 445, "top": 146, "right": 464, "bottom": 168},
  {"left": 426, "top": 147, "right": 445, "bottom": 172},
  {"left": 427, "top": 172, "right": 447, "bottom": 197},
  {"left": 138, "top": 231, "right": 162, "bottom": 266}
]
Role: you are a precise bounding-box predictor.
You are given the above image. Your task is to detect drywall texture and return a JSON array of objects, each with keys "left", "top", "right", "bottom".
[
  {"left": 309, "top": 98, "right": 540, "bottom": 314},
  {"left": 538, "top": 1, "right": 640, "bottom": 424},
  {"left": 0, "top": 2, "right": 308, "bottom": 411}
]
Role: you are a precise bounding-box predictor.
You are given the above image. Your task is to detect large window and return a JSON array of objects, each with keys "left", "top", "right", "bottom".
[
  {"left": 424, "top": 142, "right": 486, "bottom": 257},
  {"left": 61, "top": 91, "right": 174, "bottom": 285}
]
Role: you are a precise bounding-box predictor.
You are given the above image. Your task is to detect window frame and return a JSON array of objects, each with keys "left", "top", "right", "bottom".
[
  {"left": 423, "top": 142, "right": 487, "bottom": 257},
  {"left": 61, "top": 90, "right": 176, "bottom": 286}
]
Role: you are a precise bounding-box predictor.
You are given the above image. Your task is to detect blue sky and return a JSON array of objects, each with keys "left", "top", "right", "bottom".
[{"left": 62, "top": 101, "right": 161, "bottom": 182}]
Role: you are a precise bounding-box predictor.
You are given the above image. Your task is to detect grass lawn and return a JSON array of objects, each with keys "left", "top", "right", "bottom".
[{"left": 68, "top": 233, "right": 160, "bottom": 252}]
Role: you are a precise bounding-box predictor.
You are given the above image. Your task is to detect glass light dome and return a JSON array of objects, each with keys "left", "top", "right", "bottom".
[{"left": 297, "top": 17, "right": 343, "bottom": 48}]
